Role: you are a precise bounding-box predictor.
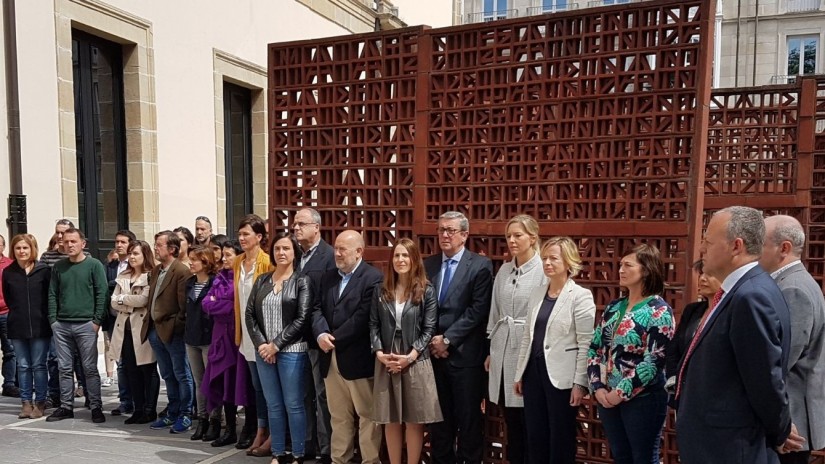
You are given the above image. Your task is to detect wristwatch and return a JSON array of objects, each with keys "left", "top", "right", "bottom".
[{"left": 443, "top": 337, "right": 451, "bottom": 346}]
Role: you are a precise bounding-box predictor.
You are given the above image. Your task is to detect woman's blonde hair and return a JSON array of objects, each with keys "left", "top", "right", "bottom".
[
  {"left": 505, "top": 214, "right": 540, "bottom": 253},
  {"left": 540, "top": 236, "right": 583, "bottom": 277}
]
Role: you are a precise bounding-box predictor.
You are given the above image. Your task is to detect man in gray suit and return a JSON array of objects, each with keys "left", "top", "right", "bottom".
[{"left": 760, "top": 215, "right": 825, "bottom": 463}]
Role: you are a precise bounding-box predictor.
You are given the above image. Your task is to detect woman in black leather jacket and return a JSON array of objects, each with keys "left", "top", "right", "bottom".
[
  {"left": 245, "top": 232, "right": 311, "bottom": 464},
  {"left": 369, "top": 237, "right": 442, "bottom": 464}
]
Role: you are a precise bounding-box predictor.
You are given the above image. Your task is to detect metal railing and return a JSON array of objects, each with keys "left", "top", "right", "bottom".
[
  {"left": 525, "top": 3, "right": 579, "bottom": 15},
  {"left": 466, "top": 8, "right": 519, "bottom": 23},
  {"left": 786, "top": 0, "right": 821, "bottom": 12}
]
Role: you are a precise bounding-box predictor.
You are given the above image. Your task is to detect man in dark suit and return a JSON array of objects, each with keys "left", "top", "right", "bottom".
[
  {"left": 676, "top": 206, "right": 803, "bottom": 463},
  {"left": 311, "top": 230, "right": 383, "bottom": 464},
  {"left": 294, "top": 207, "right": 336, "bottom": 464},
  {"left": 105, "top": 229, "right": 135, "bottom": 416},
  {"left": 146, "top": 231, "right": 194, "bottom": 434},
  {"left": 424, "top": 211, "right": 493, "bottom": 464},
  {"left": 760, "top": 215, "right": 825, "bottom": 463}
]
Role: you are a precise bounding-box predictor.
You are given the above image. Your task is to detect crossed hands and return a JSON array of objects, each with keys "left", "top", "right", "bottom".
[
  {"left": 258, "top": 342, "right": 278, "bottom": 364},
  {"left": 377, "top": 351, "right": 417, "bottom": 375},
  {"left": 776, "top": 423, "right": 806, "bottom": 454}
]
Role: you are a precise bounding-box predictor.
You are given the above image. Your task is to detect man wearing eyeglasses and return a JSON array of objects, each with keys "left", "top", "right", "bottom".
[
  {"left": 293, "top": 207, "right": 336, "bottom": 464},
  {"left": 424, "top": 211, "right": 493, "bottom": 464}
]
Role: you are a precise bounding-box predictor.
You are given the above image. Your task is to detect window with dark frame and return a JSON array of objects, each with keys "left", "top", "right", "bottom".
[
  {"left": 223, "top": 82, "right": 253, "bottom": 235},
  {"left": 72, "top": 30, "right": 128, "bottom": 259}
]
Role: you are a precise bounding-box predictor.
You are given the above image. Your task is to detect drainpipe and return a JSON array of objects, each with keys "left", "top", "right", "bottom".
[
  {"left": 735, "top": 0, "right": 741, "bottom": 87},
  {"left": 3, "top": 0, "right": 26, "bottom": 235},
  {"left": 752, "top": 0, "right": 759, "bottom": 85}
]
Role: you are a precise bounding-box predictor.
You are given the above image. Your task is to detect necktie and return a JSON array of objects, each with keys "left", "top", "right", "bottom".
[
  {"left": 439, "top": 259, "right": 454, "bottom": 304},
  {"left": 675, "top": 288, "right": 725, "bottom": 398}
]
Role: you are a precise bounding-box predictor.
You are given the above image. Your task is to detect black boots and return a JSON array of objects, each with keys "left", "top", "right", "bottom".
[
  {"left": 211, "top": 427, "right": 238, "bottom": 447},
  {"left": 202, "top": 418, "right": 221, "bottom": 442},
  {"left": 190, "top": 417, "right": 207, "bottom": 441}
]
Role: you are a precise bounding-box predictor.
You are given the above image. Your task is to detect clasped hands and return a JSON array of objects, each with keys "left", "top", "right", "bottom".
[
  {"left": 594, "top": 388, "right": 624, "bottom": 408},
  {"left": 377, "top": 350, "right": 417, "bottom": 375},
  {"left": 428, "top": 335, "right": 449, "bottom": 358},
  {"left": 776, "top": 423, "right": 806, "bottom": 455},
  {"left": 258, "top": 342, "right": 278, "bottom": 364}
]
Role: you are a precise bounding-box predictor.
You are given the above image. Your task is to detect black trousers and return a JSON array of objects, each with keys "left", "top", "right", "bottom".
[
  {"left": 429, "top": 359, "right": 485, "bottom": 464},
  {"left": 778, "top": 451, "right": 811, "bottom": 464},
  {"left": 121, "top": 323, "right": 160, "bottom": 414},
  {"left": 522, "top": 356, "right": 577, "bottom": 464}
]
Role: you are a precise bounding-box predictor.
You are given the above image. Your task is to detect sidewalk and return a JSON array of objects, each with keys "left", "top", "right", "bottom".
[{"left": 0, "top": 337, "right": 303, "bottom": 463}]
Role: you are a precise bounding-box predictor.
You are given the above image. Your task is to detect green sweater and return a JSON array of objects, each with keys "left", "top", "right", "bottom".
[{"left": 48, "top": 256, "right": 108, "bottom": 325}]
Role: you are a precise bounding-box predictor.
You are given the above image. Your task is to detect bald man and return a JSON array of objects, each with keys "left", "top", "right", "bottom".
[
  {"left": 760, "top": 215, "right": 825, "bottom": 463},
  {"left": 311, "top": 231, "right": 383, "bottom": 464}
]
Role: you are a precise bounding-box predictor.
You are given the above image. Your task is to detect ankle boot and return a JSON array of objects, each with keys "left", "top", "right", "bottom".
[
  {"left": 190, "top": 417, "right": 207, "bottom": 441},
  {"left": 211, "top": 426, "right": 237, "bottom": 447},
  {"left": 31, "top": 401, "right": 46, "bottom": 419},
  {"left": 202, "top": 418, "right": 221, "bottom": 442},
  {"left": 236, "top": 426, "right": 255, "bottom": 449},
  {"left": 19, "top": 401, "right": 33, "bottom": 419}
]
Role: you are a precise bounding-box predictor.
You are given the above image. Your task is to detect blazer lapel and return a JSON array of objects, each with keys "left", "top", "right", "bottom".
[
  {"left": 546, "top": 279, "right": 574, "bottom": 327},
  {"left": 441, "top": 252, "right": 471, "bottom": 304},
  {"left": 154, "top": 263, "right": 174, "bottom": 298},
  {"left": 693, "top": 265, "right": 763, "bottom": 349}
]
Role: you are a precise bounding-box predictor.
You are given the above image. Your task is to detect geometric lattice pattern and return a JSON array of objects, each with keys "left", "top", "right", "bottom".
[{"left": 268, "top": 0, "right": 824, "bottom": 462}]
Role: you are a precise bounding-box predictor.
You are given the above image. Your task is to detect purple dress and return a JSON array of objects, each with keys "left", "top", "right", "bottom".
[{"left": 201, "top": 268, "right": 250, "bottom": 411}]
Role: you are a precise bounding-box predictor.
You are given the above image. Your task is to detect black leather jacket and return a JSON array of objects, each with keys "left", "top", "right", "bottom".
[
  {"left": 245, "top": 271, "right": 312, "bottom": 350},
  {"left": 369, "top": 283, "right": 437, "bottom": 360}
]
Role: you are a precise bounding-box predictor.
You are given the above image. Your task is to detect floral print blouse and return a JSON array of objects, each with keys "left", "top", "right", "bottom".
[{"left": 587, "top": 295, "right": 674, "bottom": 401}]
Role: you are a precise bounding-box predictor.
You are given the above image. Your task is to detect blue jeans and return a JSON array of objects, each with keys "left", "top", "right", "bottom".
[
  {"left": 148, "top": 328, "right": 193, "bottom": 418},
  {"left": 256, "top": 352, "right": 308, "bottom": 457},
  {"left": 0, "top": 314, "right": 17, "bottom": 388},
  {"left": 248, "top": 360, "right": 268, "bottom": 428},
  {"left": 10, "top": 338, "right": 49, "bottom": 402},
  {"left": 597, "top": 387, "right": 668, "bottom": 464}
]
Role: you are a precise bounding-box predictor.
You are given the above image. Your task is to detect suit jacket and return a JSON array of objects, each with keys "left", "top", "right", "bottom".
[
  {"left": 300, "top": 239, "right": 336, "bottom": 348},
  {"left": 666, "top": 300, "right": 709, "bottom": 378},
  {"left": 311, "top": 261, "right": 383, "bottom": 380},
  {"left": 424, "top": 249, "right": 493, "bottom": 368},
  {"left": 147, "top": 259, "right": 190, "bottom": 344},
  {"left": 513, "top": 278, "right": 595, "bottom": 390},
  {"left": 676, "top": 265, "right": 792, "bottom": 464},
  {"left": 773, "top": 261, "right": 825, "bottom": 451}
]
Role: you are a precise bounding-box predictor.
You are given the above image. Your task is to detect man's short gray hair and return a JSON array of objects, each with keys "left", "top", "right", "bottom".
[
  {"left": 716, "top": 206, "right": 765, "bottom": 256},
  {"left": 439, "top": 211, "right": 469, "bottom": 232},
  {"left": 768, "top": 215, "right": 805, "bottom": 257},
  {"left": 301, "top": 207, "right": 322, "bottom": 227}
]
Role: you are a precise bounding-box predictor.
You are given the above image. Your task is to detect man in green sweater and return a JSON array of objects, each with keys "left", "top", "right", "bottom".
[{"left": 46, "top": 228, "right": 107, "bottom": 424}]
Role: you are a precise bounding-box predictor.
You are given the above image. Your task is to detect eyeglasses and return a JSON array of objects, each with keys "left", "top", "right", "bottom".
[
  {"left": 293, "top": 222, "right": 317, "bottom": 229},
  {"left": 196, "top": 216, "right": 212, "bottom": 225},
  {"left": 437, "top": 227, "right": 463, "bottom": 237}
]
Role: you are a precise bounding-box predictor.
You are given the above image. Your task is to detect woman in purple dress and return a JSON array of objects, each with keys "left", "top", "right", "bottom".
[{"left": 201, "top": 240, "right": 250, "bottom": 447}]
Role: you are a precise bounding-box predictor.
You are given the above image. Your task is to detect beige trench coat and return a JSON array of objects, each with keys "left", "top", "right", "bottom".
[{"left": 110, "top": 271, "right": 155, "bottom": 366}]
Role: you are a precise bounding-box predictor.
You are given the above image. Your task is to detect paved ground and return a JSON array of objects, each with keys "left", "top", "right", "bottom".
[{"left": 0, "top": 339, "right": 316, "bottom": 463}]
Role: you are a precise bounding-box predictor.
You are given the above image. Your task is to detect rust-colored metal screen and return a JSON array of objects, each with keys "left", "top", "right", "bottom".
[{"left": 268, "top": 0, "right": 824, "bottom": 461}]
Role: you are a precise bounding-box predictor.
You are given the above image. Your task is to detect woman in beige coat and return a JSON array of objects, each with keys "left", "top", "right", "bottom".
[{"left": 110, "top": 240, "right": 160, "bottom": 424}]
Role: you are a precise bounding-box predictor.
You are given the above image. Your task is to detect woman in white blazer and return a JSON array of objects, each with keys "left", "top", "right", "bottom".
[{"left": 514, "top": 236, "right": 596, "bottom": 464}]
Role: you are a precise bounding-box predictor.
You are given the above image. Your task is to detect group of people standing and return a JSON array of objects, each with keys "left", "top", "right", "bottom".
[{"left": 0, "top": 205, "right": 823, "bottom": 464}]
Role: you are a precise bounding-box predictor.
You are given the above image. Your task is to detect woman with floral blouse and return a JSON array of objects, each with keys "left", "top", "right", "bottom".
[{"left": 587, "top": 243, "right": 674, "bottom": 464}]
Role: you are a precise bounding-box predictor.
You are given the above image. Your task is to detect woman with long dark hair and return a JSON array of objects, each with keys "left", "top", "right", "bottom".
[
  {"left": 110, "top": 240, "right": 161, "bottom": 424},
  {"left": 246, "top": 232, "right": 312, "bottom": 464},
  {"left": 369, "top": 238, "right": 441, "bottom": 464}
]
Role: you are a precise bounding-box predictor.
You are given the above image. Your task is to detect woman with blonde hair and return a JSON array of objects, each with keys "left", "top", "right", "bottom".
[
  {"left": 514, "top": 236, "right": 596, "bottom": 463},
  {"left": 369, "top": 237, "right": 441, "bottom": 464},
  {"left": 485, "top": 214, "right": 545, "bottom": 464},
  {"left": 2, "top": 234, "right": 52, "bottom": 418}
]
